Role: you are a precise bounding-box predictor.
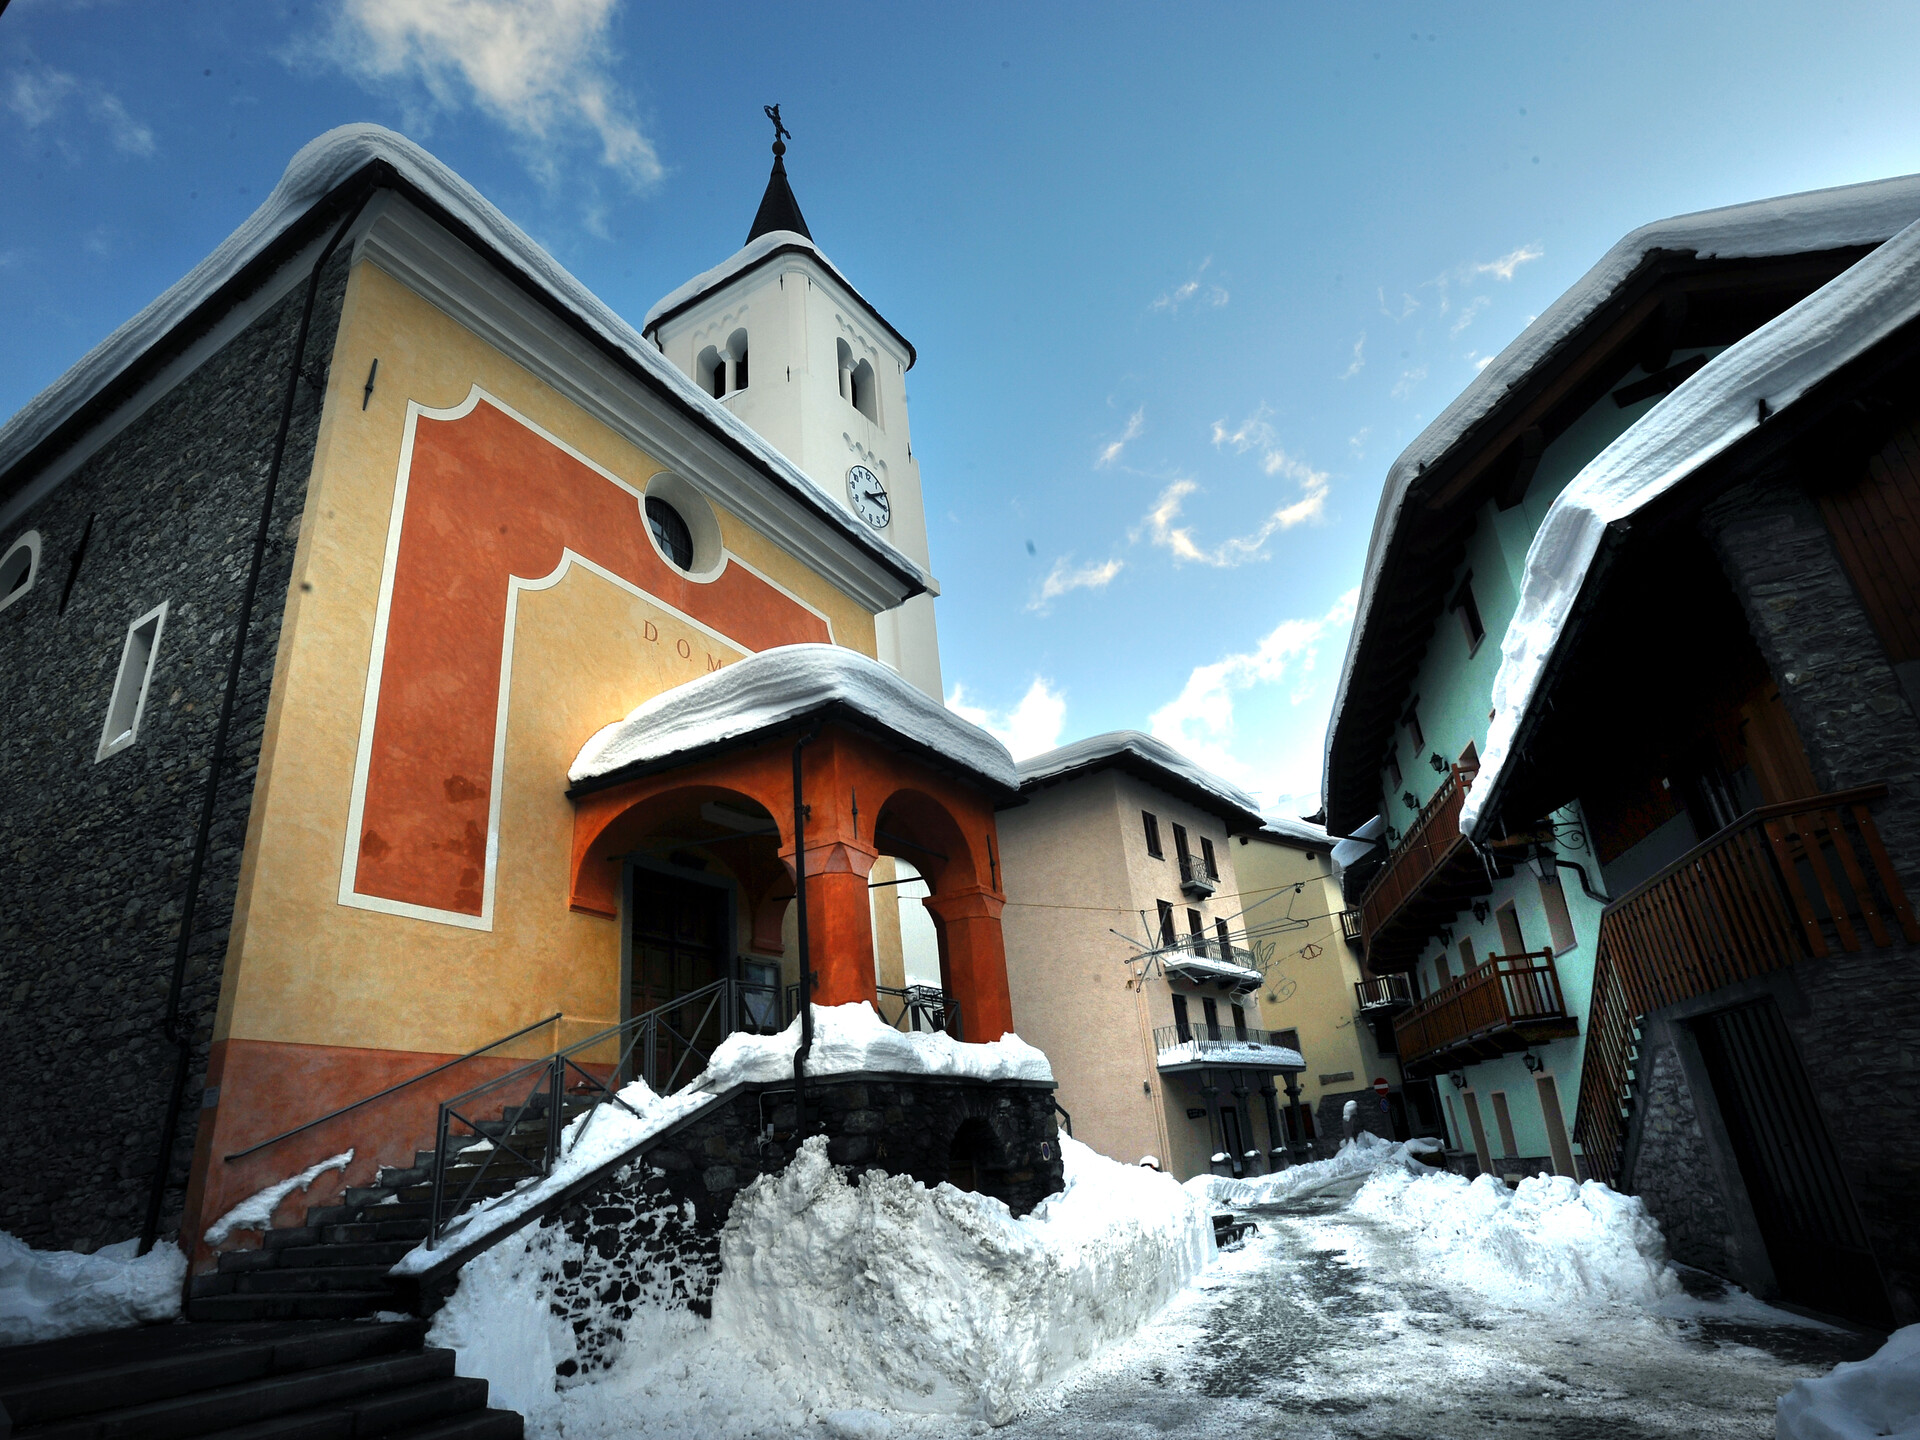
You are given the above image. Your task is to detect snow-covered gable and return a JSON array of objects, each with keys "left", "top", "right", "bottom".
[
  {"left": 1326, "top": 170, "right": 1920, "bottom": 814},
  {"left": 1462, "top": 209, "right": 1920, "bottom": 834},
  {"left": 570, "top": 643, "right": 1020, "bottom": 794},
  {"left": 1017, "top": 731, "right": 1266, "bottom": 831},
  {"left": 0, "top": 125, "right": 925, "bottom": 594}
]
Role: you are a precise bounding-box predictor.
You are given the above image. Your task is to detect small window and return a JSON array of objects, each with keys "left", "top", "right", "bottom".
[
  {"left": 727, "top": 328, "right": 749, "bottom": 392},
  {"left": 1385, "top": 751, "right": 1403, "bottom": 791},
  {"left": 1496, "top": 902, "right": 1527, "bottom": 956},
  {"left": 1452, "top": 575, "right": 1486, "bottom": 651},
  {"left": 646, "top": 497, "right": 695, "bottom": 570},
  {"left": 1200, "top": 836, "right": 1218, "bottom": 880},
  {"left": 1172, "top": 993, "right": 1191, "bottom": 1041},
  {"left": 1142, "top": 811, "right": 1163, "bottom": 858},
  {"left": 850, "top": 359, "right": 877, "bottom": 422},
  {"left": 1538, "top": 871, "right": 1578, "bottom": 953},
  {"left": 0, "top": 530, "right": 40, "bottom": 614},
  {"left": 698, "top": 345, "right": 725, "bottom": 399},
  {"left": 1231, "top": 1003, "right": 1248, "bottom": 1040},
  {"left": 1201, "top": 997, "right": 1220, "bottom": 1038},
  {"left": 1157, "top": 900, "right": 1176, "bottom": 947},
  {"left": 1403, "top": 705, "right": 1425, "bottom": 753},
  {"left": 1435, "top": 954, "right": 1452, "bottom": 985},
  {"left": 1186, "top": 907, "right": 1204, "bottom": 942},
  {"left": 1215, "top": 918, "right": 1232, "bottom": 958},
  {"left": 1172, "top": 823, "right": 1191, "bottom": 861},
  {"left": 1459, "top": 937, "right": 1476, "bottom": 970},
  {"left": 97, "top": 601, "right": 167, "bottom": 762}
]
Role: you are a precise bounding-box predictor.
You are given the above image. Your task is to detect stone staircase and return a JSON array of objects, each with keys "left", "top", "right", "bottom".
[
  {"left": 190, "top": 1093, "right": 595, "bottom": 1323},
  {"left": 0, "top": 1317, "right": 521, "bottom": 1439}
]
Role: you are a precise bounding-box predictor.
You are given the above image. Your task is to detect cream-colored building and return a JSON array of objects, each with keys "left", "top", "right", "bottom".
[{"left": 999, "top": 733, "right": 1308, "bottom": 1181}]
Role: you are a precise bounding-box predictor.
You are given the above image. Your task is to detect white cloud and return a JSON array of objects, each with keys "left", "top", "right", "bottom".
[
  {"left": 1450, "top": 294, "right": 1490, "bottom": 336},
  {"left": 1096, "top": 407, "right": 1144, "bottom": 468},
  {"left": 1134, "top": 410, "right": 1330, "bottom": 566},
  {"left": 1391, "top": 365, "right": 1427, "bottom": 399},
  {"left": 6, "top": 65, "right": 154, "bottom": 156},
  {"left": 1148, "top": 588, "right": 1360, "bottom": 815},
  {"left": 1151, "top": 257, "right": 1229, "bottom": 314},
  {"left": 1028, "top": 555, "right": 1123, "bottom": 613},
  {"left": 1340, "top": 332, "right": 1366, "bottom": 380},
  {"left": 320, "top": 0, "right": 661, "bottom": 189},
  {"left": 1474, "top": 243, "right": 1544, "bottom": 281},
  {"left": 946, "top": 678, "right": 1066, "bottom": 761}
]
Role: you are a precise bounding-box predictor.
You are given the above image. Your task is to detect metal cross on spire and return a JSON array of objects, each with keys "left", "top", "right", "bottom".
[{"left": 764, "top": 104, "right": 791, "bottom": 151}]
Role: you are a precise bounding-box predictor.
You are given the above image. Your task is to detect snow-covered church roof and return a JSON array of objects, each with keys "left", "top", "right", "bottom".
[
  {"left": 569, "top": 643, "right": 1020, "bottom": 796},
  {"left": 1461, "top": 206, "right": 1920, "bottom": 836},
  {"left": 1016, "top": 732, "right": 1266, "bottom": 832},
  {"left": 1325, "top": 169, "right": 1920, "bottom": 824},
  {"left": 0, "top": 125, "right": 924, "bottom": 596}
]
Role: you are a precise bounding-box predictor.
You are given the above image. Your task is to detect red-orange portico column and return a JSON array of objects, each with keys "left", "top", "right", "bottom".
[
  {"left": 800, "top": 839, "right": 880, "bottom": 1008},
  {"left": 923, "top": 885, "right": 1014, "bottom": 1040}
]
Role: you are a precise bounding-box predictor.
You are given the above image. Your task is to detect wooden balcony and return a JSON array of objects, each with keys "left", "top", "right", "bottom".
[
  {"left": 1392, "top": 949, "right": 1577, "bottom": 1077},
  {"left": 1358, "top": 763, "right": 1503, "bottom": 971},
  {"left": 1354, "top": 973, "right": 1415, "bottom": 1012},
  {"left": 1574, "top": 785, "right": 1919, "bottom": 1184}
]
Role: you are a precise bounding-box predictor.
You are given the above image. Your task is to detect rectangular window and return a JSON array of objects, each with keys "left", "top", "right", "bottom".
[
  {"left": 1172, "top": 992, "right": 1191, "bottom": 1041},
  {"left": 1491, "top": 1091, "right": 1518, "bottom": 1158},
  {"left": 1231, "top": 1003, "right": 1248, "bottom": 1040},
  {"left": 1200, "top": 835, "right": 1218, "bottom": 880},
  {"left": 1496, "top": 902, "right": 1527, "bottom": 956},
  {"left": 1142, "top": 810, "right": 1163, "bottom": 858},
  {"left": 1385, "top": 751, "right": 1403, "bottom": 791},
  {"left": 1452, "top": 576, "right": 1486, "bottom": 651},
  {"left": 1538, "top": 872, "right": 1578, "bottom": 953},
  {"left": 97, "top": 600, "right": 167, "bottom": 762},
  {"left": 1202, "top": 997, "right": 1220, "bottom": 1039},
  {"left": 1157, "top": 900, "right": 1176, "bottom": 947},
  {"left": 1435, "top": 954, "right": 1452, "bottom": 985},
  {"left": 1215, "top": 918, "right": 1233, "bottom": 959},
  {"left": 1187, "top": 909, "right": 1205, "bottom": 948},
  {"left": 1536, "top": 1074, "right": 1578, "bottom": 1178},
  {"left": 1172, "top": 822, "right": 1191, "bottom": 861},
  {"left": 1403, "top": 705, "right": 1425, "bottom": 753},
  {"left": 1459, "top": 937, "right": 1476, "bottom": 970}
]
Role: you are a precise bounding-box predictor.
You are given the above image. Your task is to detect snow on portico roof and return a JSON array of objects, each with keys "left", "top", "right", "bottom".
[
  {"left": 1324, "top": 169, "right": 1920, "bottom": 825},
  {"left": 568, "top": 643, "right": 1020, "bottom": 796},
  {"left": 1017, "top": 732, "right": 1267, "bottom": 832},
  {"left": 1461, "top": 208, "right": 1920, "bottom": 837},
  {"left": 0, "top": 125, "right": 924, "bottom": 596}
]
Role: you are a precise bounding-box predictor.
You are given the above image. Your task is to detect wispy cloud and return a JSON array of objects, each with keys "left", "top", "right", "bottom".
[
  {"left": 947, "top": 678, "right": 1067, "bottom": 761},
  {"left": 1474, "top": 243, "right": 1544, "bottom": 281},
  {"left": 1151, "top": 257, "right": 1229, "bottom": 314},
  {"left": 1132, "top": 410, "right": 1332, "bottom": 565},
  {"left": 1391, "top": 365, "right": 1427, "bottom": 400},
  {"left": 6, "top": 64, "right": 155, "bottom": 156},
  {"left": 1450, "top": 294, "right": 1490, "bottom": 336},
  {"left": 1096, "top": 407, "right": 1144, "bottom": 468},
  {"left": 317, "top": 0, "right": 662, "bottom": 189},
  {"left": 1340, "top": 333, "right": 1366, "bottom": 380},
  {"left": 1149, "top": 588, "right": 1360, "bottom": 815},
  {"left": 1378, "top": 287, "right": 1420, "bottom": 320},
  {"left": 1028, "top": 555, "right": 1123, "bottom": 613}
]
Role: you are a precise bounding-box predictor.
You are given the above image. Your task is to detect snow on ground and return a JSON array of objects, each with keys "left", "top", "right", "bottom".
[
  {"left": 204, "top": 1148, "right": 353, "bottom": 1246},
  {"left": 1186, "top": 1133, "right": 1441, "bottom": 1207},
  {"left": 428, "top": 1136, "right": 1213, "bottom": 1436},
  {"left": 1777, "top": 1325, "right": 1920, "bottom": 1440},
  {"left": 0, "top": 1232, "right": 185, "bottom": 1344}
]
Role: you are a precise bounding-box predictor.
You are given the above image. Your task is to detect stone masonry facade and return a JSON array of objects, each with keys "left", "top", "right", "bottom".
[
  {"left": 1621, "top": 1037, "right": 1741, "bottom": 1279},
  {"left": 0, "top": 254, "right": 351, "bottom": 1249}
]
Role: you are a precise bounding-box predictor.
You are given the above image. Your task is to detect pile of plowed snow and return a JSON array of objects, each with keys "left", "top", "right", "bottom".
[
  {"left": 430, "top": 1135, "right": 1213, "bottom": 1434},
  {"left": 1777, "top": 1324, "right": 1920, "bottom": 1440},
  {"left": 1186, "top": 1132, "right": 1442, "bottom": 1206},
  {"left": 0, "top": 1232, "right": 185, "bottom": 1344}
]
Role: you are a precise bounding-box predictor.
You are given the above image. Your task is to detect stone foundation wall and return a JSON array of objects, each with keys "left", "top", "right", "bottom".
[
  {"left": 1621, "top": 1039, "right": 1741, "bottom": 1278},
  {"left": 0, "top": 254, "right": 351, "bottom": 1249}
]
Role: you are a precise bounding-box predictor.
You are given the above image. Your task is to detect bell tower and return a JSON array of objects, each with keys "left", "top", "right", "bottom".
[{"left": 643, "top": 109, "right": 942, "bottom": 699}]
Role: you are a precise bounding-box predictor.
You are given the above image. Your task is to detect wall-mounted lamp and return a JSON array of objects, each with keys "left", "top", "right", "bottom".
[
  {"left": 1472, "top": 900, "right": 1490, "bottom": 923},
  {"left": 1522, "top": 1052, "right": 1545, "bottom": 1075},
  {"left": 1429, "top": 752, "right": 1447, "bottom": 774},
  {"left": 1448, "top": 1070, "right": 1467, "bottom": 1090},
  {"left": 1528, "top": 848, "right": 1556, "bottom": 880},
  {"left": 1438, "top": 926, "right": 1455, "bottom": 946},
  {"left": 1401, "top": 790, "right": 1419, "bottom": 810}
]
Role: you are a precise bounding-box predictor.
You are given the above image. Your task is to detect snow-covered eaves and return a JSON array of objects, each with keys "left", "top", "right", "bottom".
[
  {"left": 642, "top": 229, "right": 917, "bottom": 369},
  {"left": 1017, "top": 731, "right": 1267, "bottom": 833},
  {"left": 569, "top": 642, "right": 1021, "bottom": 798},
  {"left": 1154, "top": 1039, "right": 1305, "bottom": 1074},
  {"left": 1462, "top": 210, "right": 1920, "bottom": 838},
  {"left": 0, "top": 125, "right": 926, "bottom": 598},
  {"left": 1323, "top": 170, "right": 1920, "bottom": 831},
  {"left": 1245, "top": 816, "right": 1332, "bottom": 852}
]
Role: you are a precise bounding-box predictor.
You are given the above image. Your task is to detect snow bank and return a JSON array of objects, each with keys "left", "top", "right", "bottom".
[
  {"left": 1017, "top": 730, "right": 1265, "bottom": 827},
  {"left": 1352, "top": 1166, "right": 1679, "bottom": 1310},
  {"left": 1462, "top": 209, "right": 1920, "bottom": 835},
  {"left": 1186, "top": 1132, "right": 1438, "bottom": 1206},
  {"left": 1777, "top": 1325, "right": 1920, "bottom": 1440},
  {"left": 698, "top": 1001, "right": 1052, "bottom": 1088},
  {"left": 429, "top": 1137, "right": 1213, "bottom": 1434},
  {"left": 570, "top": 644, "right": 1018, "bottom": 794},
  {"left": 204, "top": 1149, "right": 352, "bottom": 1246},
  {"left": 0, "top": 1232, "right": 186, "bottom": 1344}
]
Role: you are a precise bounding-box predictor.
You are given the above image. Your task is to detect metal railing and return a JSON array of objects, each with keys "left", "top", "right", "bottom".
[
  {"left": 1358, "top": 763, "right": 1474, "bottom": 959},
  {"left": 1339, "top": 909, "right": 1364, "bottom": 944},
  {"left": 1153, "top": 1023, "right": 1302, "bottom": 1058},
  {"left": 1162, "top": 933, "right": 1259, "bottom": 971},
  {"left": 1178, "top": 850, "right": 1218, "bottom": 896},
  {"left": 1392, "top": 948, "right": 1569, "bottom": 1074},
  {"left": 1354, "top": 973, "right": 1414, "bottom": 1011},
  {"left": 780, "top": 983, "right": 963, "bottom": 1038},
  {"left": 1574, "top": 785, "right": 1918, "bottom": 1184}
]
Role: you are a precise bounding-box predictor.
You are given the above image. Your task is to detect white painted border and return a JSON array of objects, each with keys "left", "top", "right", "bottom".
[
  {"left": 337, "top": 384, "right": 835, "bottom": 932},
  {"left": 95, "top": 599, "right": 168, "bottom": 762},
  {"left": 0, "top": 529, "right": 42, "bottom": 615}
]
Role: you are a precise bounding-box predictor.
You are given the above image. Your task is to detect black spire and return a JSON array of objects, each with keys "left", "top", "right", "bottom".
[{"left": 747, "top": 104, "right": 811, "bottom": 243}]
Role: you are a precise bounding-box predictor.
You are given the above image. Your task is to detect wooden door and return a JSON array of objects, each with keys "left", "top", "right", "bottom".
[{"left": 630, "top": 868, "right": 730, "bottom": 1089}]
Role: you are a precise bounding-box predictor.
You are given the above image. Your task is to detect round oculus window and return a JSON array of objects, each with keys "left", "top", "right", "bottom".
[{"left": 646, "top": 496, "right": 695, "bottom": 570}]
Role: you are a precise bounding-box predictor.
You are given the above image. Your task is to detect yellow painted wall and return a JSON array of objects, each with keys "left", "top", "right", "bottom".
[{"left": 217, "top": 255, "right": 879, "bottom": 1060}]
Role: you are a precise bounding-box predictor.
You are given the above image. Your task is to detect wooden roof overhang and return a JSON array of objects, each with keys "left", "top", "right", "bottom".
[{"left": 1324, "top": 246, "right": 1874, "bottom": 837}]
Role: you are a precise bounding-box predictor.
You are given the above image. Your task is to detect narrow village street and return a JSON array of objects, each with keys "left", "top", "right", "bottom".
[{"left": 978, "top": 1189, "right": 1874, "bottom": 1440}]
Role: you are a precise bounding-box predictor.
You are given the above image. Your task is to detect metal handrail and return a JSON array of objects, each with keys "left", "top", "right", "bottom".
[
  {"left": 224, "top": 1011, "right": 564, "bottom": 1162},
  {"left": 1152, "top": 1023, "right": 1301, "bottom": 1055},
  {"left": 1162, "top": 934, "right": 1259, "bottom": 970}
]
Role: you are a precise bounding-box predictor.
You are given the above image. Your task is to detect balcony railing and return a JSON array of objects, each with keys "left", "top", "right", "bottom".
[
  {"left": 1354, "top": 973, "right": 1415, "bottom": 1011},
  {"left": 1392, "top": 948, "right": 1576, "bottom": 1075},
  {"left": 1153, "top": 1024, "right": 1304, "bottom": 1070},
  {"left": 1339, "top": 908, "right": 1364, "bottom": 944},
  {"left": 1358, "top": 762, "right": 1487, "bottom": 970},
  {"left": 1160, "top": 933, "right": 1261, "bottom": 990},
  {"left": 1178, "top": 850, "right": 1218, "bottom": 898},
  {"left": 1574, "top": 785, "right": 1918, "bottom": 1184}
]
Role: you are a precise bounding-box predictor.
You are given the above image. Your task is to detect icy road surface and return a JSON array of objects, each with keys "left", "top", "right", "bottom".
[{"left": 971, "top": 1189, "right": 1874, "bottom": 1440}]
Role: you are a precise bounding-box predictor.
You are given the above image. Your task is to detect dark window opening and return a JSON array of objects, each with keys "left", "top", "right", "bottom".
[
  {"left": 1172, "top": 993, "right": 1192, "bottom": 1041},
  {"left": 1157, "top": 900, "right": 1176, "bottom": 947},
  {"left": 710, "top": 362, "right": 727, "bottom": 399},
  {"left": 1459, "top": 936, "right": 1477, "bottom": 970},
  {"left": 1404, "top": 705, "right": 1425, "bottom": 752},
  {"left": 945, "top": 1118, "right": 1001, "bottom": 1196},
  {"left": 1231, "top": 1003, "right": 1248, "bottom": 1040},
  {"left": 1452, "top": 576, "right": 1486, "bottom": 651},
  {"left": 1496, "top": 902, "right": 1527, "bottom": 955},
  {"left": 1143, "top": 811, "right": 1164, "bottom": 858},
  {"left": 1200, "top": 836, "right": 1218, "bottom": 879},
  {"left": 1385, "top": 751, "right": 1403, "bottom": 791},
  {"left": 734, "top": 347, "right": 748, "bottom": 390},
  {"left": 1172, "top": 823, "right": 1191, "bottom": 861},
  {"left": 1202, "top": 997, "right": 1220, "bottom": 1039},
  {"left": 1187, "top": 908, "right": 1205, "bottom": 945},
  {"left": 1215, "top": 918, "right": 1232, "bottom": 958},
  {"left": 646, "top": 497, "right": 695, "bottom": 570}
]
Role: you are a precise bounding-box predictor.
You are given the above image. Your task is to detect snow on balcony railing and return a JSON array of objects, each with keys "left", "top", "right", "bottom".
[
  {"left": 1159, "top": 936, "right": 1261, "bottom": 991},
  {"left": 1152, "top": 1024, "right": 1304, "bottom": 1072}
]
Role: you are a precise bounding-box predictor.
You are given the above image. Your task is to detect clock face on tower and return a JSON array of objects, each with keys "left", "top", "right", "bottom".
[{"left": 846, "top": 464, "right": 891, "bottom": 529}]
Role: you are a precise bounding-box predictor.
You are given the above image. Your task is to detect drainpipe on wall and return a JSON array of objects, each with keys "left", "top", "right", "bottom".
[{"left": 139, "top": 193, "right": 372, "bottom": 1255}]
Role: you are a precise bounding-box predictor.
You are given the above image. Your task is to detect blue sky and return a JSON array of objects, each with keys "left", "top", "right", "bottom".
[{"left": 8, "top": 2, "right": 1920, "bottom": 819}]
